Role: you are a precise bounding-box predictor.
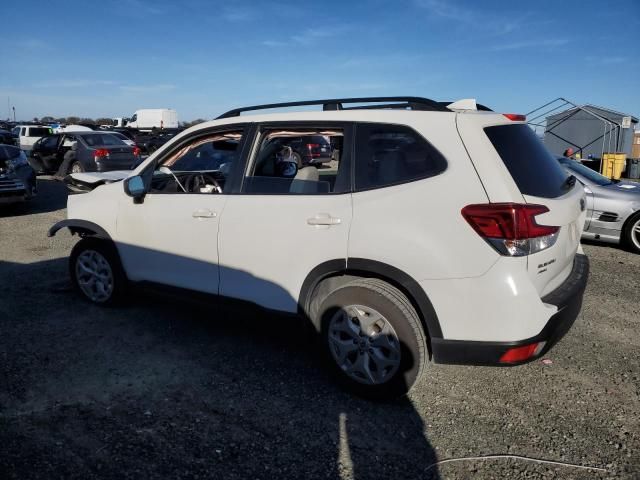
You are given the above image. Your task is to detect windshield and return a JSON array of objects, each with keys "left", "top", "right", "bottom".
[{"left": 557, "top": 157, "right": 614, "bottom": 186}]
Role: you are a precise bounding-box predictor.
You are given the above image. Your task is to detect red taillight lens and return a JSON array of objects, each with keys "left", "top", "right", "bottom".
[
  {"left": 503, "top": 113, "right": 526, "bottom": 121},
  {"left": 306, "top": 143, "right": 320, "bottom": 150},
  {"left": 94, "top": 148, "right": 109, "bottom": 157},
  {"left": 499, "top": 342, "right": 545, "bottom": 363},
  {"left": 462, "top": 203, "right": 559, "bottom": 256},
  {"left": 133, "top": 146, "right": 141, "bottom": 156}
]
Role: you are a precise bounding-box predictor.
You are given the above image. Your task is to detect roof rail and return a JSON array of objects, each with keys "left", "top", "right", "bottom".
[{"left": 216, "top": 96, "right": 450, "bottom": 119}]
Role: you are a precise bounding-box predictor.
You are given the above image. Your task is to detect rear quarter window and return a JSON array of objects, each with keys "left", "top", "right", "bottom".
[
  {"left": 484, "top": 124, "right": 569, "bottom": 199},
  {"left": 354, "top": 123, "right": 447, "bottom": 191}
]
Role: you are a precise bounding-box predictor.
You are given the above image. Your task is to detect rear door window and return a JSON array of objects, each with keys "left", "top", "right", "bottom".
[
  {"left": 484, "top": 124, "right": 569, "bottom": 198},
  {"left": 354, "top": 123, "right": 447, "bottom": 191}
]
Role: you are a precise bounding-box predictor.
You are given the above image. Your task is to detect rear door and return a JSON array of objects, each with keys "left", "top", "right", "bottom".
[
  {"left": 35, "top": 135, "right": 62, "bottom": 171},
  {"left": 217, "top": 122, "right": 353, "bottom": 313},
  {"left": 458, "top": 116, "right": 586, "bottom": 297}
]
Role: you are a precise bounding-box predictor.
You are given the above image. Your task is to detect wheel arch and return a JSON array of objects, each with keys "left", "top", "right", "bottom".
[
  {"left": 299, "top": 258, "right": 443, "bottom": 341},
  {"left": 48, "top": 219, "right": 112, "bottom": 240}
]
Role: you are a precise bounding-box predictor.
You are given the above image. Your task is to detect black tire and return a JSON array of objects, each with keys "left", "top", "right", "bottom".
[
  {"left": 318, "top": 278, "right": 427, "bottom": 399},
  {"left": 622, "top": 211, "right": 640, "bottom": 254},
  {"left": 69, "top": 237, "right": 128, "bottom": 306},
  {"left": 69, "top": 160, "right": 83, "bottom": 174}
]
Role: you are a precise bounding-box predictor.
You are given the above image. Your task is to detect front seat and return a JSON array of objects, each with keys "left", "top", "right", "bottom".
[{"left": 290, "top": 166, "right": 320, "bottom": 193}]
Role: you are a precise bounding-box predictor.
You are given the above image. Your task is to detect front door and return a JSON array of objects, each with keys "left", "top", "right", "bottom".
[
  {"left": 218, "top": 123, "right": 353, "bottom": 313},
  {"left": 115, "top": 127, "right": 249, "bottom": 294}
]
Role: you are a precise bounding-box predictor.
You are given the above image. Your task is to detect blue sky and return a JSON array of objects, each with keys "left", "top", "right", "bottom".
[{"left": 2, "top": 0, "right": 639, "bottom": 121}]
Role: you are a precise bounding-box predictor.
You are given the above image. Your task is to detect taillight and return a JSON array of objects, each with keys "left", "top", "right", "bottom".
[
  {"left": 306, "top": 143, "right": 320, "bottom": 150},
  {"left": 499, "top": 341, "right": 546, "bottom": 363},
  {"left": 503, "top": 113, "right": 526, "bottom": 121},
  {"left": 133, "top": 146, "right": 141, "bottom": 156},
  {"left": 461, "top": 203, "right": 559, "bottom": 256},
  {"left": 94, "top": 148, "right": 109, "bottom": 158}
]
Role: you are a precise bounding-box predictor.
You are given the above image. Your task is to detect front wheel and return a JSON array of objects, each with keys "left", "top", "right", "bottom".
[
  {"left": 623, "top": 212, "right": 640, "bottom": 253},
  {"left": 69, "top": 238, "right": 127, "bottom": 305},
  {"left": 318, "top": 278, "right": 427, "bottom": 399}
]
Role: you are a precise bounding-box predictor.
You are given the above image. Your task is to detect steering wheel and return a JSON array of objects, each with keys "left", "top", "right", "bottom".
[{"left": 184, "top": 172, "right": 222, "bottom": 193}]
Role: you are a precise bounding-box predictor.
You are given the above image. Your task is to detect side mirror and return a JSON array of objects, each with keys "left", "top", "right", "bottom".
[{"left": 124, "top": 175, "right": 146, "bottom": 201}]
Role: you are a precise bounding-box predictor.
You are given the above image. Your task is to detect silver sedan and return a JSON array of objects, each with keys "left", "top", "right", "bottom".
[{"left": 558, "top": 157, "right": 640, "bottom": 253}]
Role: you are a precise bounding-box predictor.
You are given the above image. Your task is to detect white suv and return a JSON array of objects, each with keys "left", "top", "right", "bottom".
[{"left": 50, "top": 97, "right": 589, "bottom": 398}]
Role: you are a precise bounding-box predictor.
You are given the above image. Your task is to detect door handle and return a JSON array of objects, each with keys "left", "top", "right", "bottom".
[
  {"left": 307, "top": 214, "right": 341, "bottom": 226},
  {"left": 192, "top": 209, "right": 216, "bottom": 219}
]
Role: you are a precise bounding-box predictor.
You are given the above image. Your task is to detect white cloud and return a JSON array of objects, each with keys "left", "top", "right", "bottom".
[
  {"left": 491, "top": 38, "right": 569, "bottom": 51},
  {"left": 32, "top": 80, "right": 118, "bottom": 88},
  {"left": 222, "top": 7, "right": 254, "bottom": 21},
  {"left": 261, "top": 25, "right": 350, "bottom": 48},
  {"left": 585, "top": 55, "right": 627, "bottom": 65},
  {"left": 119, "top": 83, "right": 177, "bottom": 93}
]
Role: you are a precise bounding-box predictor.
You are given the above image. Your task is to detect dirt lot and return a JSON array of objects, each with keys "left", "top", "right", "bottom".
[{"left": 1, "top": 178, "right": 638, "bottom": 479}]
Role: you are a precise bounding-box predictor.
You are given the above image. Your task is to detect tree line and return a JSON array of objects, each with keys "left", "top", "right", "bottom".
[{"left": 32, "top": 116, "right": 208, "bottom": 128}]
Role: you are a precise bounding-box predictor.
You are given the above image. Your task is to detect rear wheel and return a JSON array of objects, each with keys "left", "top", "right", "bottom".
[
  {"left": 623, "top": 212, "right": 640, "bottom": 253},
  {"left": 70, "top": 160, "right": 83, "bottom": 174},
  {"left": 318, "top": 278, "right": 427, "bottom": 399},
  {"left": 69, "top": 238, "right": 127, "bottom": 305}
]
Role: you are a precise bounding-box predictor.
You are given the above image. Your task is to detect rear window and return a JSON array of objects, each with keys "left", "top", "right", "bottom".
[
  {"left": 81, "top": 134, "right": 126, "bottom": 147},
  {"left": 28, "top": 127, "right": 52, "bottom": 137},
  {"left": 484, "top": 124, "right": 569, "bottom": 199}
]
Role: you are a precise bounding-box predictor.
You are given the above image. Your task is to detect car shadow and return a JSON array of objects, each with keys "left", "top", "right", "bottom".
[
  {"left": 0, "top": 249, "right": 441, "bottom": 479},
  {"left": 0, "top": 177, "right": 68, "bottom": 217},
  {"left": 580, "top": 238, "right": 628, "bottom": 252}
]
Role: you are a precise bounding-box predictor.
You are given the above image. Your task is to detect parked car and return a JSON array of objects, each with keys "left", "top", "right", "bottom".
[
  {"left": 109, "top": 131, "right": 136, "bottom": 147},
  {"left": 558, "top": 156, "right": 640, "bottom": 253},
  {"left": 0, "top": 145, "right": 37, "bottom": 204},
  {"left": 30, "top": 132, "right": 141, "bottom": 175},
  {"left": 49, "top": 96, "right": 589, "bottom": 399},
  {"left": 277, "top": 134, "right": 333, "bottom": 167},
  {"left": 16, "top": 125, "right": 53, "bottom": 151},
  {"left": 0, "top": 129, "right": 16, "bottom": 145},
  {"left": 133, "top": 129, "right": 180, "bottom": 154}
]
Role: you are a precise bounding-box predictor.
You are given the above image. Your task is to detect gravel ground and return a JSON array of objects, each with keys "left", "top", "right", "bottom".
[{"left": 0, "top": 178, "right": 638, "bottom": 479}]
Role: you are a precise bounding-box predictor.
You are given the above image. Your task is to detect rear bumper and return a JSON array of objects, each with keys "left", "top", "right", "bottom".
[
  {"left": 95, "top": 158, "right": 138, "bottom": 172},
  {"left": 431, "top": 253, "right": 589, "bottom": 366}
]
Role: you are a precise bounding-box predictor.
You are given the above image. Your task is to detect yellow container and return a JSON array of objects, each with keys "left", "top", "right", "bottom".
[{"left": 601, "top": 153, "right": 626, "bottom": 179}]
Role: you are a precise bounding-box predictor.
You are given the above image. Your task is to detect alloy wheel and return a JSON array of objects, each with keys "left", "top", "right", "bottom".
[
  {"left": 75, "top": 249, "right": 114, "bottom": 302},
  {"left": 632, "top": 218, "right": 640, "bottom": 251},
  {"left": 328, "top": 304, "right": 401, "bottom": 385}
]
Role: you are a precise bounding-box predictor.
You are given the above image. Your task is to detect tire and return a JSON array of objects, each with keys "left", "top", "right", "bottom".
[
  {"left": 622, "top": 212, "right": 640, "bottom": 253},
  {"left": 69, "top": 238, "right": 128, "bottom": 306},
  {"left": 292, "top": 152, "right": 302, "bottom": 168},
  {"left": 69, "top": 160, "right": 83, "bottom": 174},
  {"left": 318, "top": 278, "right": 427, "bottom": 399}
]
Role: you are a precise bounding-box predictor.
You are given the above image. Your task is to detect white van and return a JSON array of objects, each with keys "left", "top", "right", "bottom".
[
  {"left": 17, "top": 125, "right": 53, "bottom": 151},
  {"left": 122, "top": 109, "right": 178, "bottom": 130}
]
